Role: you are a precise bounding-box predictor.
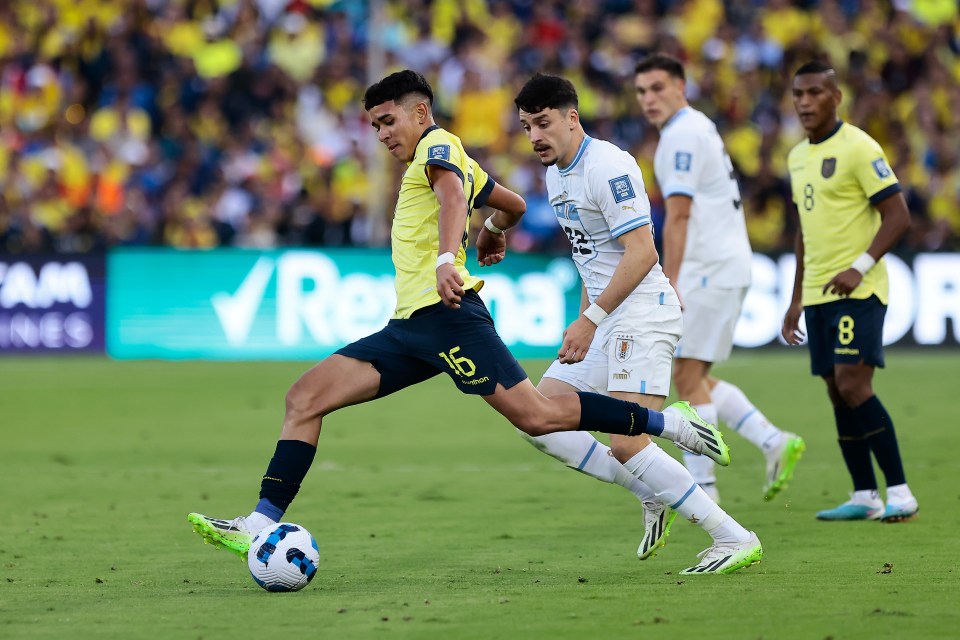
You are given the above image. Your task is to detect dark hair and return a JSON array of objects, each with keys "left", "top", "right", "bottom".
[
  {"left": 363, "top": 70, "right": 434, "bottom": 110},
  {"left": 514, "top": 73, "right": 579, "bottom": 113},
  {"left": 634, "top": 53, "right": 685, "bottom": 81},
  {"left": 794, "top": 60, "right": 835, "bottom": 77}
]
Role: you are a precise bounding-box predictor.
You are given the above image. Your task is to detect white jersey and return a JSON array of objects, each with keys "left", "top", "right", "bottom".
[
  {"left": 545, "top": 135, "right": 678, "bottom": 312},
  {"left": 654, "top": 107, "right": 752, "bottom": 292}
]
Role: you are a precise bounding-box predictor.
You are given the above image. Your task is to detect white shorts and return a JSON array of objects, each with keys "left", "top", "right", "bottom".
[
  {"left": 675, "top": 286, "right": 747, "bottom": 363},
  {"left": 543, "top": 301, "right": 682, "bottom": 397}
]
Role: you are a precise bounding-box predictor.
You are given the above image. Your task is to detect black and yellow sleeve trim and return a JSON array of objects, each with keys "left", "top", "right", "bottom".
[
  {"left": 474, "top": 177, "right": 496, "bottom": 209},
  {"left": 869, "top": 183, "right": 901, "bottom": 205},
  {"left": 425, "top": 159, "right": 465, "bottom": 184}
]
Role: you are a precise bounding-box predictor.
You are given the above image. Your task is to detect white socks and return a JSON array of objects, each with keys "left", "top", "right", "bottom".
[
  {"left": 623, "top": 442, "right": 699, "bottom": 505},
  {"left": 683, "top": 403, "right": 718, "bottom": 486},
  {"left": 703, "top": 508, "right": 752, "bottom": 545},
  {"left": 851, "top": 489, "right": 883, "bottom": 506},
  {"left": 623, "top": 443, "right": 750, "bottom": 545},
  {"left": 885, "top": 484, "right": 916, "bottom": 504},
  {"left": 711, "top": 380, "right": 784, "bottom": 453},
  {"left": 522, "top": 430, "right": 655, "bottom": 502},
  {"left": 524, "top": 430, "right": 752, "bottom": 546},
  {"left": 659, "top": 406, "right": 683, "bottom": 440},
  {"left": 245, "top": 511, "right": 276, "bottom": 534}
]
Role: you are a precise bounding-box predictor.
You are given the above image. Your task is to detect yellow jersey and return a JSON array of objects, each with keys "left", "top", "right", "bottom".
[
  {"left": 787, "top": 122, "right": 901, "bottom": 306},
  {"left": 391, "top": 126, "right": 494, "bottom": 319}
]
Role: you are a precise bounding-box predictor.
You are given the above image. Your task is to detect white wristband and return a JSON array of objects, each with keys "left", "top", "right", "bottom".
[
  {"left": 851, "top": 252, "right": 876, "bottom": 275},
  {"left": 582, "top": 303, "right": 608, "bottom": 326},
  {"left": 484, "top": 216, "right": 504, "bottom": 235},
  {"left": 436, "top": 252, "right": 455, "bottom": 269}
]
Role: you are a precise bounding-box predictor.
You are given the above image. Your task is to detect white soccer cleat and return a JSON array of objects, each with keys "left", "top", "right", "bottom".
[
  {"left": 666, "top": 401, "right": 731, "bottom": 466},
  {"left": 637, "top": 501, "right": 677, "bottom": 560},
  {"left": 679, "top": 531, "right": 763, "bottom": 575}
]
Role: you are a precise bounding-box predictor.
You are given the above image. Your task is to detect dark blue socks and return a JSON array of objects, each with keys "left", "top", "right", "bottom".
[
  {"left": 257, "top": 439, "right": 317, "bottom": 520},
  {"left": 834, "top": 404, "right": 877, "bottom": 491},
  {"left": 577, "top": 392, "right": 663, "bottom": 436},
  {"left": 855, "top": 395, "right": 907, "bottom": 487}
]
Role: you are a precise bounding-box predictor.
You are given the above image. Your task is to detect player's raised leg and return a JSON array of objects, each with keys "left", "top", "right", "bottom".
[
  {"left": 708, "top": 377, "right": 806, "bottom": 500},
  {"left": 189, "top": 354, "right": 383, "bottom": 558},
  {"left": 486, "top": 378, "right": 728, "bottom": 463},
  {"left": 190, "top": 316, "right": 446, "bottom": 559},
  {"left": 518, "top": 379, "right": 656, "bottom": 501}
]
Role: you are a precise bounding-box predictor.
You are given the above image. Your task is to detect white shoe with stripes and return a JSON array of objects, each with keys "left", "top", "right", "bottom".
[
  {"left": 637, "top": 501, "right": 677, "bottom": 560},
  {"left": 679, "top": 531, "right": 763, "bottom": 575},
  {"left": 666, "top": 401, "right": 731, "bottom": 466}
]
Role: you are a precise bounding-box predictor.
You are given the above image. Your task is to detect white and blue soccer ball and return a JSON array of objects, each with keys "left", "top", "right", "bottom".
[{"left": 247, "top": 523, "right": 320, "bottom": 592}]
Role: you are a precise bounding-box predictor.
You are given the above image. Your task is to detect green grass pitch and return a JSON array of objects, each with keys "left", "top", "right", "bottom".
[{"left": 2, "top": 351, "right": 958, "bottom": 639}]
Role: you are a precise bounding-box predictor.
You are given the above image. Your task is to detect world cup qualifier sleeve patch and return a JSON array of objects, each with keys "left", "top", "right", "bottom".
[
  {"left": 608, "top": 175, "right": 636, "bottom": 203},
  {"left": 872, "top": 158, "right": 891, "bottom": 178},
  {"left": 675, "top": 151, "right": 693, "bottom": 172},
  {"left": 428, "top": 144, "right": 451, "bottom": 160}
]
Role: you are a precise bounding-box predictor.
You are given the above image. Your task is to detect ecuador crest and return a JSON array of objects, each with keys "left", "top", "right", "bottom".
[{"left": 821, "top": 157, "right": 837, "bottom": 178}]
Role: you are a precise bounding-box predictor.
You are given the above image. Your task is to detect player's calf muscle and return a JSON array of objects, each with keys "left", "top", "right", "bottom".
[
  {"left": 505, "top": 404, "right": 570, "bottom": 436},
  {"left": 490, "top": 387, "right": 579, "bottom": 436}
]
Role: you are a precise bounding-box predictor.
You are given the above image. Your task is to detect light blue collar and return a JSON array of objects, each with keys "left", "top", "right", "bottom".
[
  {"left": 662, "top": 106, "right": 691, "bottom": 132},
  {"left": 558, "top": 135, "right": 593, "bottom": 175}
]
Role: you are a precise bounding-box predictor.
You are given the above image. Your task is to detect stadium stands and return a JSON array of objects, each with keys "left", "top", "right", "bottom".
[{"left": 0, "top": 0, "right": 957, "bottom": 254}]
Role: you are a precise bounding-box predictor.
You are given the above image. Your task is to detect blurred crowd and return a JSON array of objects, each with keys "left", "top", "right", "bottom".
[{"left": 1, "top": 0, "right": 958, "bottom": 256}]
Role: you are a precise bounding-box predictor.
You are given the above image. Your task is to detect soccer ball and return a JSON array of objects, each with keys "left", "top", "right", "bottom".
[{"left": 247, "top": 523, "right": 320, "bottom": 592}]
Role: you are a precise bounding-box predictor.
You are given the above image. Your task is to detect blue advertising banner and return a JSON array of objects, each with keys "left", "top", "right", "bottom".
[
  {"left": 107, "top": 249, "right": 581, "bottom": 360},
  {"left": 105, "top": 249, "right": 960, "bottom": 360},
  {"left": 0, "top": 254, "right": 106, "bottom": 353}
]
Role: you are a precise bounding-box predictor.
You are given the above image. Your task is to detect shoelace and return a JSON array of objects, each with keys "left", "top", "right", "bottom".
[{"left": 226, "top": 517, "right": 249, "bottom": 532}]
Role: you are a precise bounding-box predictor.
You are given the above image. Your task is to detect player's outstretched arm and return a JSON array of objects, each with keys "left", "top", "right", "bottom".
[
  {"left": 476, "top": 184, "right": 526, "bottom": 267},
  {"left": 821, "top": 192, "right": 910, "bottom": 297},
  {"left": 430, "top": 165, "right": 468, "bottom": 309}
]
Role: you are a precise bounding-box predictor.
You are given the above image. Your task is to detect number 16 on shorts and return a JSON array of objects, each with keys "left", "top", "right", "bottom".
[{"left": 439, "top": 346, "right": 476, "bottom": 377}]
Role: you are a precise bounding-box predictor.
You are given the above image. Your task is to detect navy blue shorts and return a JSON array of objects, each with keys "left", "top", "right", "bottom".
[
  {"left": 335, "top": 290, "right": 528, "bottom": 397},
  {"left": 805, "top": 295, "right": 886, "bottom": 377}
]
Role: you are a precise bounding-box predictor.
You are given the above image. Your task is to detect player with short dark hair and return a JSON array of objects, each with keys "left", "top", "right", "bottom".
[
  {"left": 633, "top": 52, "right": 806, "bottom": 508},
  {"left": 633, "top": 53, "right": 686, "bottom": 82},
  {"left": 783, "top": 62, "right": 918, "bottom": 522},
  {"left": 512, "top": 72, "right": 763, "bottom": 575},
  {"left": 187, "top": 69, "right": 729, "bottom": 558}
]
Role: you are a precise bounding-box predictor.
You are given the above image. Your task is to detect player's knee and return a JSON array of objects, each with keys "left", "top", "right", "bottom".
[
  {"left": 608, "top": 440, "right": 633, "bottom": 463},
  {"left": 834, "top": 374, "right": 869, "bottom": 407},
  {"left": 285, "top": 379, "right": 331, "bottom": 421}
]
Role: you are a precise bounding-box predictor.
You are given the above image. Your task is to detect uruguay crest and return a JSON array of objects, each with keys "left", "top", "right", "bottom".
[
  {"left": 615, "top": 336, "right": 634, "bottom": 363},
  {"left": 821, "top": 157, "right": 836, "bottom": 178}
]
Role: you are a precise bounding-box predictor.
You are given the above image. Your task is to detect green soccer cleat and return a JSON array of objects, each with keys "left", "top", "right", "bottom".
[
  {"left": 667, "top": 401, "right": 731, "bottom": 467},
  {"left": 679, "top": 532, "right": 763, "bottom": 575},
  {"left": 637, "top": 501, "right": 677, "bottom": 560},
  {"left": 763, "top": 432, "right": 806, "bottom": 501},
  {"left": 188, "top": 512, "right": 255, "bottom": 560}
]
